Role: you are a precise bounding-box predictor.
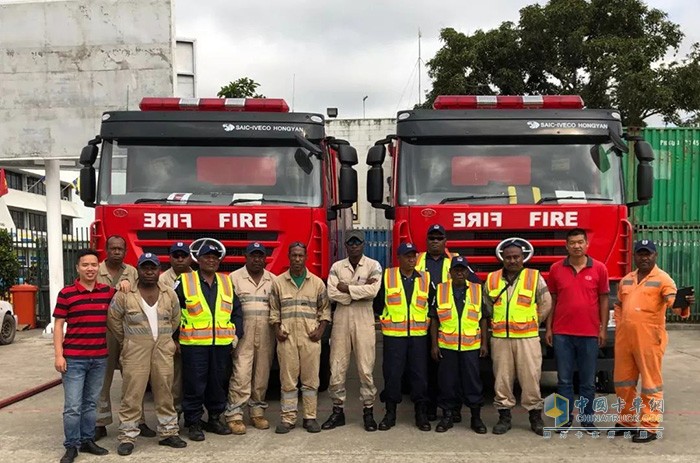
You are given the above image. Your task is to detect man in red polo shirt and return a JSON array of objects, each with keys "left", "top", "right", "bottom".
[
  {"left": 545, "top": 228, "right": 609, "bottom": 432},
  {"left": 54, "top": 249, "right": 116, "bottom": 463}
]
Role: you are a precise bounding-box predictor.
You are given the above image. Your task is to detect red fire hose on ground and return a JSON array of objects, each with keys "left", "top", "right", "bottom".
[{"left": 0, "top": 378, "right": 62, "bottom": 410}]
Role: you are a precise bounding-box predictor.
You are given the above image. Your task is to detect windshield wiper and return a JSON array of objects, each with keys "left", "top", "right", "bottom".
[
  {"left": 440, "top": 194, "right": 515, "bottom": 204},
  {"left": 134, "top": 198, "right": 211, "bottom": 204},
  {"left": 229, "top": 198, "right": 308, "bottom": 206},
  {"left": 536, "top": 196, "right": 613, "bottom": 205}
]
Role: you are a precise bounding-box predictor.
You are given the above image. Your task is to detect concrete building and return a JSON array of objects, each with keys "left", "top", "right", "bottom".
[{"left": 326, "top": 118, "right": 395, "bottom": 229}]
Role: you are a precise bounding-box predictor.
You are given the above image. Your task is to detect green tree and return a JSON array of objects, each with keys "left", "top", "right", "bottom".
[
  {"left": 422, "top": 0, "right": 700, "bottom": 126},
  {"left": 0, "top": 229, "right": 20, "bottom": 298},
  {"left": 217, "top": 77, "right": 265, "bottom": 99}
]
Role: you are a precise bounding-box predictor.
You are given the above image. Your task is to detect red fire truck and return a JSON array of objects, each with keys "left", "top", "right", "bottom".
[
  {"left": 366, "top": 95, "right": 654, "bottom": 391},
  {"left": 77, "top": 97, "right": 358, "bottom": 390},
  {"left": 77, "top": 97, "right": 357, "bottom": 277}
]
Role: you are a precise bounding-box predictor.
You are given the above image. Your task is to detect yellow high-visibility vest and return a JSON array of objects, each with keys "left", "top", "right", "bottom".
[
  {"left": 179, "top": 271, "right": 237, "bottom": 346},
  {"left": 485, "top": 268, "right": 539, "bottom": 338},
  {"left": 380, "top": 267, "right": 430, "bottom": 337},
  {"left": 436, "top": 281, "right": 482, "bottom": 351},
  {"left": 416, "top": 250, "right": 457, "bottom": 284}
]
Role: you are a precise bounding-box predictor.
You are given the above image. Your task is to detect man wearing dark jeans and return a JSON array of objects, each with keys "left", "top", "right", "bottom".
[
  {"left": 53, "top": 249, "right": 115, "bottom": 463},
  {"left": 545, "top": 228, "right": 609, "bottom": 432}
]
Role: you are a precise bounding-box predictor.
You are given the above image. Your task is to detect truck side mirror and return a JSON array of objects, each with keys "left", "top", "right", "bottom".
[
  {"left": 337, "top": 145, "right": 358, "bottom": 166},
  {"left": 80, "top": 144, "right": 99, "bottom": 166},
  {"left": 338, "top": 164, "right": 358, "bottom": 205},
  {"left": 636, "top": 163, "right": 653, "bottom": 202},
  {"left": 79, "top": 166, "right": 96, "bottom": 207},
  {"left": 634, "top": 141, "right": 654, "bottom": 162},
  {"left": 367, "top": 165, "right": 384, "bottom": 205},
  {"left": 367, "top": 145, "right": 386, "bottom": 165}
]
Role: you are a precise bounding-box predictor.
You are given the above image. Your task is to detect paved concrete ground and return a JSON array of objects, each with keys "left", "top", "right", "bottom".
[{"left": 1, "top": 329, "right": 699, "bottom": 462}]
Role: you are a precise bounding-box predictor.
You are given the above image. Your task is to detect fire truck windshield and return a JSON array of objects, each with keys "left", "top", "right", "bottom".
[
  {"left": 96, "top": 141, "right": 322, "bottom": 206},
  {"left": 397, "top": 140, "right": 623, "bottom": 206}
]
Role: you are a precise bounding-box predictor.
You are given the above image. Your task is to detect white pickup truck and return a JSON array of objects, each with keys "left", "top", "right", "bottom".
[{"left": 0, "top": 301, "right": 17, "bottom": 345}]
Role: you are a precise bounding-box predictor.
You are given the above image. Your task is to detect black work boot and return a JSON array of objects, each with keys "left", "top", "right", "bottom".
[
  {"left": 378, "top": 402, "right": 397, "bottom": 431},
  {"left": 321, "top": 406, "right": 346, "bottom": 430},
  {"left": 435, "top": 408, "right": 454, "bottom": 433},
  {"left": 415, "top": 403, "right": 431, "bottom": 432},
  {"left": 205, "top": 415, "right": 232, "bottom": 435},
  {"left": 452, "top": 406, "right": 462, "bottom": 423},
  {"left": 529, "top": 409, "right": 545, "bottom": 436},
  {"left": 363, "top": 407, "right": 377, "bottom": 432},
  {"left": 470, "top": 407, "right": 487, "bottom": 434},
  {"left": 492, "top": 409, "right": 512, "bottom": 435}
]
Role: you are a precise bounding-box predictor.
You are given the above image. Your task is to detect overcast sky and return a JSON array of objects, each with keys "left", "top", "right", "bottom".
[{"left": 175, "top": 0, "right": 700, "bottom": 120}]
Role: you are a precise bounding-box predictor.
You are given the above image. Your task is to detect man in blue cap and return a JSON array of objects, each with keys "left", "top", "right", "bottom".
[
  {"left": 108, "top": 253, "right": 187, "bottom": 455},
  {"left": 225, "top": 242, "right": 276, "bottom": 434},
  {"left": 429, "top": 256, "right": 488, "bottom": 434},
  {"left": 613, "top": 239, "right": 694, "bottom": 442},
  {"left": 373, "top": 242, "right": 432, "bottom": 431},
  {"left": 174, "top": 244, "right": 243, "bottom": 441}
]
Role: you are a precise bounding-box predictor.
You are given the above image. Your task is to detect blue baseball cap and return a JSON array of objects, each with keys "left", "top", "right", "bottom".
[
  {"left": 634, "top": 239, "right": 657, "bottom": 253},
  {"left": 245, "top": 242, "right": 267, "bottom": 255},
  {"left": 197, "top": 244, "right": 222, "bottom": 258},
  {"left": 397, "top": 242, "right": 417, "bottom": 256},
  {"left": 137, "top": 252, "right": 160, "bottom": 267},
  {"left": 450, "top": 256, "right": 470, "bottom": 269},
  {"left": 169, "top": 241, "right": 190, "bottom": 255},
  {"left": 427, "top": 224, "right": 446, "bottom": 236}
]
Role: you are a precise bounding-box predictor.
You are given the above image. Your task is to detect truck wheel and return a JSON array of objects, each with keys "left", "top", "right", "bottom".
[
  {"left": 596, "top": 370, "right": 615, "bottom": 394},
  {"left": 0, "top": 313, "right": 16, "bottom": 345}
]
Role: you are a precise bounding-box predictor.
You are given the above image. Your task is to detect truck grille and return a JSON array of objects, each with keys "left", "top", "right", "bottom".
[
  {"left": 136, "top": 230, "right": 278, "bottom": 271},
  {"left": 447, "top": 230, "right": 567, "bottom": 274}
]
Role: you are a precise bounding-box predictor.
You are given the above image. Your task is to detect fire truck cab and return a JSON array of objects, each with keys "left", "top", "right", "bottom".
[{"left": 366, "top": 95, "right": 655, "bottom": 392}]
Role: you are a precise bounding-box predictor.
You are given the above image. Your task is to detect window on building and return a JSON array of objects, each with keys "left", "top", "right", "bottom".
[
  {"left": 8, "top": 208, "right": 24, "bottom": 229},
  {"left": 5, "top": 171, "right": 23, "bottom": 191},
  {"left": 27, "top": 211, "right": 47, "bottom": 232},
  {"left": 26, "top": 176, "right": 46, "bottom": 196},
  {"left": 60, "top": 184, "right": 72, "bottom": 201},
  {"left": 61, "top": 217, "right": 72, "bottom": 235}
]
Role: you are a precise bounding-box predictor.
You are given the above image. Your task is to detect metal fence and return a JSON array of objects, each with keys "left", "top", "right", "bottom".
[{"left": 10, "top": 227, "right": 90, "bottom": 326}]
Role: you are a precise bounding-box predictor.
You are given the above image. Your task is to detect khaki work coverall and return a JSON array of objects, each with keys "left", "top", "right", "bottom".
[
  {"left": 159, "top": 268, "right": 192, "bottom": 412},
  {"left": 108, "top": 282, "right": 181, "bottom": 443},
  {"left": 483, "top": 271, "right": 552, "bottom": 411},
  {"left": 269, "top": 270, "right": 331, "bottom": 424},
  {"left": 326, "top": 256, "right": 382, "bottom": 407},
  {"left": 97, "top": 262, "right": 138, "bottom": 427},
  {"left": 225, "top": 267, "right": 276, "bottom": 422}
]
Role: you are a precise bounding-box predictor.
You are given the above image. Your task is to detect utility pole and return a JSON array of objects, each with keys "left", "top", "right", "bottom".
[
  {"left": 418, "top": 29, "right": 422, "bottom": 106},
  {"left": 363, "top": 95, "right": 368, "bottom": 118}
]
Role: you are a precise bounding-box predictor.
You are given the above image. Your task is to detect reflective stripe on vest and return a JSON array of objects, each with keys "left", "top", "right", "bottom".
[
  {"left": 381, "top": 267, "right": 430, "bottom": 337},
  {"left": 486, "top": 268, "right": 539, "bottom": 338},
  {"left": 416, "top": 250, "right": 456, "bottom": 284},
  {"left": 179, "top": 271, "right": 237, "bottom": 346},
  {"left": 436, "top": 281, "right": 482, "bottom": 351}
]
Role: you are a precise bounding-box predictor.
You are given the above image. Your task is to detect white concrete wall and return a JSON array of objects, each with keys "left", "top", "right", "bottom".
[
  {"left": 0, "top": 0, "right": 175, "bottom": 161},
  {"left": 326, "top": 118, "right": 396, "bottom": 229}
]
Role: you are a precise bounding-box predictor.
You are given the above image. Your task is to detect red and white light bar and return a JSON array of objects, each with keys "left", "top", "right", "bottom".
[
  {"left": 433, "top": 95, "right": 584, "bottom": 110},
  {"left": 139, "top": 97, "right": 290, "bottom": 113}
]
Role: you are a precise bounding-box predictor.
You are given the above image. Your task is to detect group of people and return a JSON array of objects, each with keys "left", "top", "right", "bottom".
[{"left": 52, "top": 227, "right": 693, "bottom": 463}]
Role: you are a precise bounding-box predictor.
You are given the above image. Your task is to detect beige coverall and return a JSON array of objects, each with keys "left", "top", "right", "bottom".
[
  {"left": 158, "top": 268, "right": 191, "bottom": 412},
  {"left": 97, "top": 262, "right": 138, "bottom": 427},
  {"left": 483, "top": 272, "right": 552, "bottom": 411},
  {"left": 269, "top": 270, "right": 331, "bottom": 424},
  {"left": 108, "top": 282, "right": 181, "bottom": 443},
  {"left": 326, "top": 256, "right": 382, "bottom": 408},
  {"left": 225, "top": 267, "right": 276, "bottom": 422}
]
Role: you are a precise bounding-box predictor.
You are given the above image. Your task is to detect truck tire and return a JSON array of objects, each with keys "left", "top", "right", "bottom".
[
  {"left": 596, "top": 370, "right": 615, "bottom": 394},
  {"left": 0, "top": 313, "right": 16, "bottom": 345}
]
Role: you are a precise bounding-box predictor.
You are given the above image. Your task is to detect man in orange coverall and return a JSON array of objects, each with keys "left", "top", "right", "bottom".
[{"left": 613, "top": 239, "right": 694, "bottom": 443}]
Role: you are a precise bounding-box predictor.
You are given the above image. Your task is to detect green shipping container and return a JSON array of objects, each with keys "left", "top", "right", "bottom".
[
  {"left": 626, "top": 128, "right": 700, "bottom": 225},
  {"left": 633, "top": 224, "right": 700, "bottom": 322}
]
